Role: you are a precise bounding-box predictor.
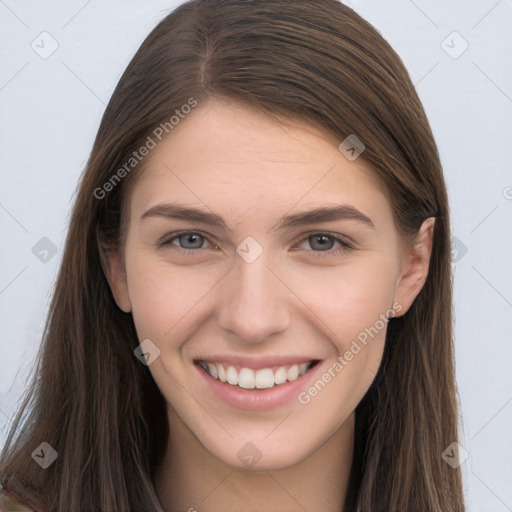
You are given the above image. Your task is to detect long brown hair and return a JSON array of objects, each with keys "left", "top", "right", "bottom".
[{"left": 0, "top": 1, "right": 465, "bottom": 510}]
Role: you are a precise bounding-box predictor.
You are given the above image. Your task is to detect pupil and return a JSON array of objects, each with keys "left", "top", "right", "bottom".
[
  {"left": 312, "top": 234, "right": 333, "bottom": 251},
  {"left": 182, "top": 234, "right": 202, "bottom": 248}
]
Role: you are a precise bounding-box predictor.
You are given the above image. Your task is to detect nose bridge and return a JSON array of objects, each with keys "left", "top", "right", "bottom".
[{"left": 217, "top": 246, "right": 290, "bottom": 344}]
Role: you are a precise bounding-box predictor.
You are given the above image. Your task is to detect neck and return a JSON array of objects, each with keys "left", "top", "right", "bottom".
[{"left": 154, "top": 407, "right": 355, "bottom": 512}]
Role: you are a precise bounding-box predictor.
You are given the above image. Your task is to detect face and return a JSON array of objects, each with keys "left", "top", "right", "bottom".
[{"left": 109, "top": 99, "right": 433, "bottom": 471}]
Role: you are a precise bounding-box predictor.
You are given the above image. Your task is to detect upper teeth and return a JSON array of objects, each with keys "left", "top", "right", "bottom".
[{"left": 199, "top": 361, "right": 312, "bottom": 389}]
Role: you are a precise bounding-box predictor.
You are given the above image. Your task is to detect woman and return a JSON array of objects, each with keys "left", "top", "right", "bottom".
[{"left": 0, "top": 0, "right": 466, "bottom": 510}]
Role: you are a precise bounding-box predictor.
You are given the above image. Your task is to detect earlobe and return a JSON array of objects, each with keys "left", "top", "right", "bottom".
[
  {"left": 104, "top": 249, "right": 132, "bottom": 313},
  {"left": 392, "top": 217, "right": 436, "bottom": 317}
]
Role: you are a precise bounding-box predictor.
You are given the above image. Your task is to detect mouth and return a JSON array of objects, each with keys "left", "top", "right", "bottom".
[{"left": 195, "top": 359, "right": 321, "bottom": 390}]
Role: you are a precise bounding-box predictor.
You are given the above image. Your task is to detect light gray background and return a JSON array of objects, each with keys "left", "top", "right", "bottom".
[{"left": 1, "top": 1, "right": 511, "bottom": 510}]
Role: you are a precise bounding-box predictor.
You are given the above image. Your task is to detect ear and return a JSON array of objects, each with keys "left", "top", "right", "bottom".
[
  {"left": 102, "top": 248, "right": 132, "bottom": 313},
  {"left": 392, "top": 217, "right": 436, "bottom": 317}
]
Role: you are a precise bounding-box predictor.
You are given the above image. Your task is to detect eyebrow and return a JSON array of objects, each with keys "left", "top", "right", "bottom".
[{"left": 140, "top": 202, "right": 376, "bottom": 233}]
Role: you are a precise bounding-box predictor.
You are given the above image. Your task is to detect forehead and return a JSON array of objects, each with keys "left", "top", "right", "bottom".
[{"left": 128, "top": 100, "right": 393, "bottom": 230}]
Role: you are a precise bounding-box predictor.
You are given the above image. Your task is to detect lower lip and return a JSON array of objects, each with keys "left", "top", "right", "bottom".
[{"left": 196, "top": 362, "right": 321, "bottom": 411}]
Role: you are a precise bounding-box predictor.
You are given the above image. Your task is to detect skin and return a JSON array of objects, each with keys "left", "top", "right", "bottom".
[{"left": 107, "top": 99, "right": 435, "bottom": 512}]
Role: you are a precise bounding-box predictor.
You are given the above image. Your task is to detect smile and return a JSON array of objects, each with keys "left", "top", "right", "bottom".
[{"left": 197, "top": 360, "right": 318, "bottom": 390}]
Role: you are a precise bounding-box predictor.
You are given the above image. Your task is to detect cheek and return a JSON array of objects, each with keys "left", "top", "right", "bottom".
[
  {"left": 124, "top": 252, "right": 226, "bottom": 351},
  {"left": 288, "top": 254, "right": 399, "bottom": 345},
  {"left": 293, "top": 260, "right": 396, "bottom": 422}
]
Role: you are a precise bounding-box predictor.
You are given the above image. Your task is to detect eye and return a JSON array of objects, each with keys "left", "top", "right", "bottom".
[
  {"left": 157, "top": 231, "right": 214, "bottom": 253},
  {"left": 293, "top": 233, "right": 354, "bottom": 258}
]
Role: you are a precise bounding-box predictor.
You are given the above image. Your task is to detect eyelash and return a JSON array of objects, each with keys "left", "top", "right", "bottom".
[{"left": 157, "top": 231, "right": 354, "bottom": 259}]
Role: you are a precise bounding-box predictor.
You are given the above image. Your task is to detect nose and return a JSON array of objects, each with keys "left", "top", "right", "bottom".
[{"left": 216, "top": 250, "right": 291, "bottom": 345}]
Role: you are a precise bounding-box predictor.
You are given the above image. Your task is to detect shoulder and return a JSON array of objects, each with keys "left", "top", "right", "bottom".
[{"left": 0, "top": 484, "right": 35, "bottom": 511}]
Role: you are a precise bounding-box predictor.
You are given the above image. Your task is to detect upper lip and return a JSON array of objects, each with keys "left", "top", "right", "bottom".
[{"left": 194, "top": 355, "right": 320, "bottom": 370}]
